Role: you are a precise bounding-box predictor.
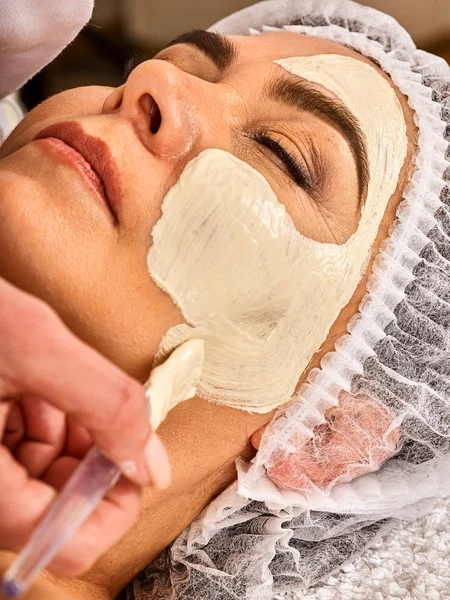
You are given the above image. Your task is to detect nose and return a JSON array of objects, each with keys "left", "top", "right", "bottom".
[{"left": 103, "top": 60, "right": 208, "bottom": 160}]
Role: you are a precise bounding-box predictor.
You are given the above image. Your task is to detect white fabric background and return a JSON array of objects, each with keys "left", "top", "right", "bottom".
[{"left": 282, "top": 500, "right": 450, "bottom": 600}]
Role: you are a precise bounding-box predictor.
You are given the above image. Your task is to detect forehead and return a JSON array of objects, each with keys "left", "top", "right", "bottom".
[
  {"left": 230, "top": 30, "right": 370, "bottom": 63},
  {"left": 228, "top": 31, "right": 414, "bottom": 130},
  {"left": 229, "top": 31, "right": 391, "bottom": 86}
]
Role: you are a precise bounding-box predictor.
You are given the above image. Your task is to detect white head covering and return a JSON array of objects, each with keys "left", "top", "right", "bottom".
[{"left": 127, "top": 1, "right": 450, "bottom": 598}]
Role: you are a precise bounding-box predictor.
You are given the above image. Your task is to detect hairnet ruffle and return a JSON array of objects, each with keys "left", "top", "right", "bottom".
[{"left": 127, "top": 0, "right": 450, "bottom": 598}]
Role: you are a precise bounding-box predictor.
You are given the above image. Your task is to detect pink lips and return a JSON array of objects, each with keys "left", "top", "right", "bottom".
[{"left": 35, "top": 122, "right": 121, "bottom": 224}]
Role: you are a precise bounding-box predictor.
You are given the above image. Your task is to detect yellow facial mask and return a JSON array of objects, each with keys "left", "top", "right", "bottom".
[{"left": 147, "top": 54, "right": 408, "bottom": 413}]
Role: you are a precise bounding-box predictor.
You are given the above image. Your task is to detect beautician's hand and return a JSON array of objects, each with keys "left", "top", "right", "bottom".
[{"left": 0, "top": 277, "right": 171, "bottom": 575}]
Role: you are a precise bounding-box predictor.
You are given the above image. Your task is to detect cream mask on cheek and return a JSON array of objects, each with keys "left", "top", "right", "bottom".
[{"left": 147, "top": 54, "right": 408, "bottom": 413}]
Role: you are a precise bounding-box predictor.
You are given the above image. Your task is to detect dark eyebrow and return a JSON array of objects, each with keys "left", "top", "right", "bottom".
[
  {"left": 267, "top": 74, "right": 370, "bottom": 203},
  {"left": 165, "top": 29, "right": 239, "bottom": 72}
]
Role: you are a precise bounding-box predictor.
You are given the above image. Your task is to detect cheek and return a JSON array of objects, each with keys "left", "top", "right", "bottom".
[
  {"left": 0, "top": 168, "right": 182, "bottom": 378},
  {"left": 0, "top": 162, "right": 113, "bottom": 307},
  {"left": 0, "top": 164, "right": 139, "bottom": 358},
  {"left": 0, "top": 86, "right": 112, "bottom": 158}
]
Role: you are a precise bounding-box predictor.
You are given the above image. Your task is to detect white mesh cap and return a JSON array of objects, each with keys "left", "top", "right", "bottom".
[{"left": 127, "top": 1, "right": 450, "bottom": 598}]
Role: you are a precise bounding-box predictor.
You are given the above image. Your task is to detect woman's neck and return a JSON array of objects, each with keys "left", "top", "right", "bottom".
[{"left": 73, "top": 463, "right": 236, "bottom": 598}]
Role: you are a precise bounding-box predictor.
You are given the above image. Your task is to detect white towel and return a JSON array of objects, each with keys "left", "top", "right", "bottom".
[
  {"left": 279, "top": 499, "right": 450, "bottom": 600},
  {"left": 0, "top": 0, "right": 93, "bottom": 100}
]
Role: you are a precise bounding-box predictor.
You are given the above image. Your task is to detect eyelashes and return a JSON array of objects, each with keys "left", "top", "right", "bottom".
[
  {"left": 123, "top": 53, "right": 178, "bottom": 82},
  {"left": 251, "top": 131, "right": 313, "bottom": 192},
  {"left": 123, "top": 55, "right": 149, "bottom": 81}
]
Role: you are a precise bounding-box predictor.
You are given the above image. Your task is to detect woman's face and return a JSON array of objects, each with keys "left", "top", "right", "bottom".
[
  {"left": 0, "top": 31, "right": 417, "bottom": 594},
  {"left": 0, "top": 30, "right": 409, "bottom": 382}
]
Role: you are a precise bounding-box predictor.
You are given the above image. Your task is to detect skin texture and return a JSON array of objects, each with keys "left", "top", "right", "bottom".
[{"left": 0, "top": 30, "right": 417, "bottom": 600}]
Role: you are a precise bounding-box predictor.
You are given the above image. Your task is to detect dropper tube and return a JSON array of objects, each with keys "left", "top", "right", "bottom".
[{"left": 2, "top": 446, "right": 120, "bottom": 597}]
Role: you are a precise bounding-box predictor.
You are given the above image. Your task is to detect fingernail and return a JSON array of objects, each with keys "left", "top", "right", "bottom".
[
  {"left": 145, "top": 433, "right": 172, "bottom": 489},
  {"left": 120, "top": 460, "right": 138, "bottom": 479}
]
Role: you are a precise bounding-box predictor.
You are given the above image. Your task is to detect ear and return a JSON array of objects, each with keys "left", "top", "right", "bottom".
[{"left": 250, "top": 423, "right": 269, "bottom": 450}]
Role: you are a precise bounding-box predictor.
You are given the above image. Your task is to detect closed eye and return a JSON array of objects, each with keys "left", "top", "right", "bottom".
[{"left": 251, "top": 131, "right": 313, "bottom": 193}]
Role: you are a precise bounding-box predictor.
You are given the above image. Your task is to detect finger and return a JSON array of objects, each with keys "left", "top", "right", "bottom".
[
  {"left": 14, "top": 395, "right": 66, "bottom": 477},
  {"left": 0, "top": 400, "right": 11, "bottom": 435},
  {"left": 15, "top": 441, "right": 61, "bottom": 479},
  {"left": 64, "top": 417, "right": 93, "bottom": 459},
  {"left": 3, "top": 402, "right": 24, "bottom": 452},
  {"left": 1, "top": 283, "right": 162, "bottom": 486},
  {"left": 21, "top": 395, "right": 66, "bottom": 448},
  {"left": 0, "top": 446, "right": 56, "bottom": 551},
  {"left": 43, "top": 457, "right": 141, "bottom": 576}
]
